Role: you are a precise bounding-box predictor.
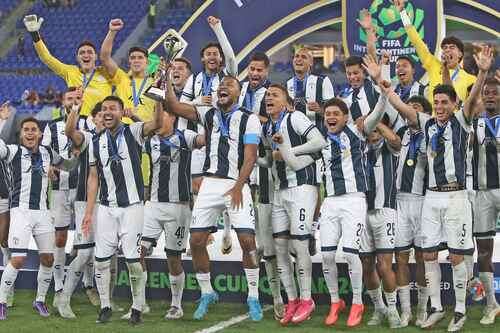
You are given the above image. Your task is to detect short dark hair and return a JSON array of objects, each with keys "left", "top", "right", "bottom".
[
  {"left": 101, "top": 95, "right": 124, "bottom": 110},
  {"left": 396, "top": 55, "right": 415, "bottom": 68},
  {"left": 174, "top": 57, "right": 192, "bottom": 72},
  {"left": 433, "top": 84, "right": 457, "bottom": 102},
  {"left": 200, "top": 42, "right": 224, "bottom": 64},
  {"left": 441, "top": 36, "right": 464, "bottom": 58},
  {"left": 221, "top": 75, "right": 242, "bottom": 90},
  {"left": 91, "top": 102, "right": 102, "bottom": 117},
  {"left": 249, "top": 52, "right": 270, "bottom": 68},
  {"left": 484, "top": 77, "right": 498, "bottom": 89},
  {"left": 323, "top": 98, "right": 349, "bottom": 115},
  {"left": 20, "top": 117, "right": 41, "bottom": 131},
  {"left": 268, "top": 83, "right": 293, "bottom": 106},
  {"left": 128, "top": 46, "right": 148, "bottom": 57},
  {"left": 63, "top": 86, "right": 78, "bottom": 96},
  {"left": 344, "top": 55, "right": 363, "bottom": 68},
  {"left": 76, "top": 40, "right": 97, "bottom": 54},
  {"left": 407, "top": 95, "right": 432, "bottom": 115}
]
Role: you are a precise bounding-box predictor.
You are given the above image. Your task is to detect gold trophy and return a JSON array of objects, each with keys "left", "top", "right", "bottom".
[{"left": 144, "top": 29, "right": 188, "bottom": 101}]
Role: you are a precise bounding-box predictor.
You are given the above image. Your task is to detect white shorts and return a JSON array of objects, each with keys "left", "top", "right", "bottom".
[
  {"left": 256, "top": 203, "right": 275, "bottom": 259},
  {"left": 474, "top": 189, "right": 500, "bottom": 239},
  {"left": 95, "top": 203, "right": 144, "bottom": 261},
  {"left": 9, "top": 207, "right": 55, "bottom": 257},
  {"left": 395, "top": 193, "right": 425, "bottom": 251},
  {"left": 73, "top": 201, "right": 96, "bottom": 249},
  {"left": 191, "top": 148, "right": 206, "bottom": 178},
  {"left": 360, "top": 207, "right": 396, "bottom": 255},
  {"left": 421, "top": 190, "right": 474, "bottom": 254},
  {"left": 190, "top": 177, "right": 256, "bottom": 234},
  {"left": 272, "top": 184, "right": 318, "bottom": 240},
  {"left": 0, "top": 198, "right": 8, "bottom": 214},
  {"left": 50, "top": 189, "right": 76, "bottom": 230},
  {"left": 141, "top": 201, "right": 191, "bottom": 255},
  {"left": 319, "top": 193, "right": 366, "bottom": 254}
]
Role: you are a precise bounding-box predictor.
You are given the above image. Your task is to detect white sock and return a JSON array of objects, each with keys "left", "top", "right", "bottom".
[
  {"left": 463, "top": 254, "right": 474, "bottom": 282},
  {"left": 417, "top": 284, "right": 428, "bottom": 313},
  {"left": 367, "top": 287, "right": 386, "bottom": 313},
  {"left": 292, "top": 239, "right": 312, "bottom": 300},
  {"left": 424, "top": 260, "right": 442, "bottom": 311},
  {"left": 53, "top": 247, "right": 66, "bottom": 292},
  {"left": 452, "top": 261, "right": 467, "bottom": 314},
  {"left": 222, "top": 212, "right": 231, "bottom": 239},
  {"left": 322, "top": 252, "right": 339, "bottom": 303},
  {"left": 169, "top": 272, "right": 185, "bottom": 308},
  {"left": 36, "top": 264, "right": 53, "bottom": 302},
  {"left": 264, "top": 258, "right": 282, "bottom": 304},
  {"left": 274, "top": 238, "right": 297, "bottom": 300},
  {"left": 196, "top": 272, "right": 214, "bottom": 294},
  {"left": 82, "top": 252, "right": 94, "bottom": 289},
  {"left": 127, "top": 262, "right": 144, "bottom": 311},
  {"left": 398, "top": 285, "right": 411, "bottom": 314},
  {"left": 244, "top": 268, "right": 259, "bottom": 299},
  {"left": 0, "top": 262, "right": 18, "bottom": 303},
  {"left": 63, "top": 248, "right": 92, "bottom": 300},
  {"left": 109, "top": 255, "right": 118, "bottom": 298},
  {"left": 384, "top": 290, "right": 398, "bottom": 311},
  {"left": 1, "top": 247, "right": 10, "bottom": 267},
  {"left": 345, "top": 253, "right": 363, "bottom": 304},
  {"left": 95, "top": 260, "right": 111, "bottom": 309},
  {"left": 479, "top": 272, "right": 498, "bottom": 307}
]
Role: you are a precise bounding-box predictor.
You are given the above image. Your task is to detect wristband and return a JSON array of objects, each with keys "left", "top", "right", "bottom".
[
  {"left": 30, "top": 31, "right": 41, "bottom": 42},
  {"left": 400, "top": 10, "right": 412, "bottom": 27}
]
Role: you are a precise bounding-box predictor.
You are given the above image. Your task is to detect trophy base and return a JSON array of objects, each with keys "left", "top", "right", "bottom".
[{"left": 144, "top": 87, "right": 165, "bottom": 102}]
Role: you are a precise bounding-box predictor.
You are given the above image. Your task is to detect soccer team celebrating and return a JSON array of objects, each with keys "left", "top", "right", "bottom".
[{"left": 0, "top": 0, "right": 499, "bottom": 331}]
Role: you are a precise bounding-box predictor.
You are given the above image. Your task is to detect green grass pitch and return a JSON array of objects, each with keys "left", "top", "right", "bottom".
[{"left": 1, "top": 290, "right": 499, "bottom": 332}]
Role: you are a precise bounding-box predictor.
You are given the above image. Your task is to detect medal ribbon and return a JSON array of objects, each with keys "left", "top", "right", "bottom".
[
  {"left": 216, "top": 105, "right": 239, "bottom": 138},
  {"left": 132, "top": 77, "right": 149, "bottom": 107},
  {"left": 82, "top": 69, "right": 96, "bottom": 90}
]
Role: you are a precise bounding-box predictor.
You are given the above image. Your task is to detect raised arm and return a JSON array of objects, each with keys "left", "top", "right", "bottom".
[
  {"left": 290, "top": 127, "right": 327, "bottom": 156},
  {"left": 165, "top": 66, "right": 199, "bottom": 122},
  {"left": 24, "top": 15, "right": 72, "bottom": 77},
  {"left": 363, "top": 93, "right": 388, "bottom": 134},
  {"left": 377, "top": 123, "right": 401, "bottom": 152},
  {"left": 392, "top": 0, "right": 438, "bottom": 70},
  {"left": 275, "top": 137, "right": 316, "bottom": 171},
  {"left": 100, "top": 19, "right": 123, "bottom": 78},
  {"left": 208, "top": 16, "right": 237, "bottom": 76},
  {"left": 357, "top": 9, "right": 377, "bottom": 60},
  {"left": 463, "top": 44, "right": 493, "bottom": 120},
  {"left": 142, "top": 100, "right": 164, "bottom": 137},
  {"left": 65, "top": 87, "right": 85, "bottom": 147}
]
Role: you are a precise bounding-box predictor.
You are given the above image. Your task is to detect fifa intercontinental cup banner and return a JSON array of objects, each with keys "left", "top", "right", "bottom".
[{"left": 343, "top": 0, "right": 442, "bottom": 80}]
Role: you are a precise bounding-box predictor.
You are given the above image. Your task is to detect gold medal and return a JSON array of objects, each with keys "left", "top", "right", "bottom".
[
  {"left": 430, "top": 151, "right": 437, "bottom": 158},
  {"left": 406, "top": 159, "right": 414, "bottom": 167}
]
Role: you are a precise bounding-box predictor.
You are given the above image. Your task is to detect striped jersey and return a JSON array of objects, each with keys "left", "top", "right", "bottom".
[
  {"left": 144, "top": 129, "right": 197, "bottom": 202},
  {"left": 396, "top": 126, "right": 427, "bottom": 195},
  {"left": 321, "top": 125, "right": 368, "bottom": 196},
  {"left": 197, "top": 105, "right": 261, "bottom": 180},
  {"left": 392, "top": 81, "right": 428, "bottom": 103},
  {"left": 418, "top": 110, "right": 471, "bottom": 188},
  {"left": 174, "top": 73, "right": 198, "bottom": 132},
  {"left": 366, "top": 140, "right": 399, "bottom": 210},
  {"left": 0, "top": 143, "right": 65, "bottom": 210},
  {"left": 286, "top": 74, "right": 334, "bottom": 134},
  {"left": 472, "top": 115, "right": 500, "bottom": 190},
  {"left": 89, "top": 123, "right": 145, "bottom": 207},
  {"left": 75, "top": 129, "right": 98, "bottom": 202},
  {"left": 238, "top": 80, "right": 269, "bottom": 117},
  {"left": 339, "top": 79, "right": 379, "bottom": 123},
  {"left": 263, "top": 111, "right": 318, "bottom": 190},
  {"left": 0, "top": 160, "right": 10, "bottom": 200}
]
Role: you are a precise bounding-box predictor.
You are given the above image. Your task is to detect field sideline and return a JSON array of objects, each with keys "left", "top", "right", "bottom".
[{"left": 0, "top": 290, "right": 498, "bottom": 333}]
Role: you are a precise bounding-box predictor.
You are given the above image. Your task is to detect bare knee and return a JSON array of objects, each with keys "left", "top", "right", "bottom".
[
  {"left": 55, "top": 230, "right": 68, "bottom": 248},
  {"left": 10, "top": 256, "right": 26, "bottom": 269},
  {"left": 190, "top": 232, "right": 209, "bottom": 249},
  {"left": 167, "top": 254, "right": 183, "bottom": 276},
  {"left": 449, "top": 254, "right": 463, "bottom": 267},
  {"left": 238, "top": 233, "right": 256, "bottom": 253},
  {"left": 423, "top": 251, "right": 438, "bottom": 262},
  {"left": 39, "top": 253, "right": 54, "bottom": 267}
]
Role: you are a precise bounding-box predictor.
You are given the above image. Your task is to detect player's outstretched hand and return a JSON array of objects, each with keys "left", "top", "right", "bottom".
[
  {"left": 391, "top": 0, "right": 406, "bottom": 12},
  {"left": 224, "top": 183, "right": 243, "bottom": 211},
  {"left": 109, "top": 18, "right": 124, "bottom": 31},
  {"left": 23, "top": 15, "right": 44, "bottom": 32},
  {"left": 473, "top": 44, "right": 493, "bottom": 73},
  {"left": 207, "top": 16, "right": 221, "bottom": 29},
  {"left": 357, "top": 9, "right": 374, "bottom": 31}
]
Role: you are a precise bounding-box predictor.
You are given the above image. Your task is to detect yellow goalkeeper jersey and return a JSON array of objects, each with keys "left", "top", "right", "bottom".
[
  {"left": 405, "top": 26, "right": 476, "bottom": 108},
  {"left": 34, "top": 40, "right": 113, "bottom": 116}
]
